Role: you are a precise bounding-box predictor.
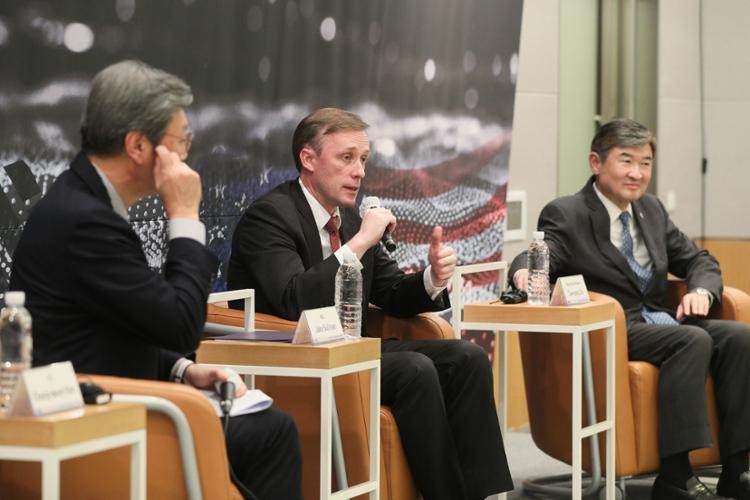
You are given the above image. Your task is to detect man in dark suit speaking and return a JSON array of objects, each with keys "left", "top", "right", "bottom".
[
  {"left": 10, "top": 60, "right": 301, "bottom": 500},
  {"left": 227, "top": 107, "right": 512, "bottom": 500},
  {"left": 510, "top": 118, "right": 750, "bottom": 500}
]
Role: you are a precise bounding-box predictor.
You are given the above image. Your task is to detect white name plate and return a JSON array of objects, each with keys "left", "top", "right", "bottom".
[
  {"left": 292, "top": 306, "right": 345, "bottom": 345},
  {"left": 550, "top": 274, "right": 590, "bottom": 306},
  {"left": 7, "top": 361, "right": 84, "bottom": 417}
]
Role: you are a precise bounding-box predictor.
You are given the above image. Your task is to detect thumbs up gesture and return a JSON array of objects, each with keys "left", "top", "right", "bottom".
[{"left": 428, "top": 226, "right": 457, "bottom": 287}]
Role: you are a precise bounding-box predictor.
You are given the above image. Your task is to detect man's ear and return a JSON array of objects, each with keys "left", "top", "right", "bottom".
[
  {"left": 124, "top": 131, "right": 151, "bottom": 164},
  {"left": 298, "top": 145, "right": 317, "bottom": 174},
  {"left": 588, "top": 152, "right": 601, "bottom": 176}
]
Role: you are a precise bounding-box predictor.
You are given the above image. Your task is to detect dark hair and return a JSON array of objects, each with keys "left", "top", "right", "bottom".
[
  {"left": 80, "top": 60, "right": 193, "bottom": 155},
  {"left": 291, "top": 107, "right": 369, "bottom": 172},
  {"left": 590, "top": 118, "right": 656, "bottom": 161}
]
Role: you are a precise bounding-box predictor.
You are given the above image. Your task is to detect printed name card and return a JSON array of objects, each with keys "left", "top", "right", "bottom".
[
  {"left": 292, "top": 306, "right": 345, "bottom": 345},
  {"left": 550, "top": 274, "right": 590, "bottom": 306},
  {"left": 7, "top": 361, "right": 84, "bottom": 417}
]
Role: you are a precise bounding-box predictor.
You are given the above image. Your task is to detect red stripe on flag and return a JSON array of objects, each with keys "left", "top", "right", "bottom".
[{"left": 363, "top": 133, "right": 510, "bottom": 199}]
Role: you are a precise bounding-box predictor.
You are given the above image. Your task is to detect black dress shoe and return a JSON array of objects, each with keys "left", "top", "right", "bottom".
[
  {"left": 717, "top": 470, "right": 750, "bottom": 500},
  {"left": 651, "top": 476, "right": 726, "bottom": 499}
]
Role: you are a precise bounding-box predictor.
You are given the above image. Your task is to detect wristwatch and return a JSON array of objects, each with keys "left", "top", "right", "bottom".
[{"left": 692, "top": 287, "right": 713, "bottom": 306}]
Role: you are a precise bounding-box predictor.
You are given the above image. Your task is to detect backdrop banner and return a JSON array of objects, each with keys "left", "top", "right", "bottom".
[{"left": 0, "top": 0, "right": 522, "bottom": 357}]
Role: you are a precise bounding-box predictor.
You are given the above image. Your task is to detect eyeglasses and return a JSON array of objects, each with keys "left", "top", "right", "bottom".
[{"left": 163, "top": 129, "right": 194, "bottom": 153}]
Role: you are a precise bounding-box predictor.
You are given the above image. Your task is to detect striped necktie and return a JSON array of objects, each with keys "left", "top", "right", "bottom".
[{"left": 618, "top": 211, "right": 678, "bottom": 325}]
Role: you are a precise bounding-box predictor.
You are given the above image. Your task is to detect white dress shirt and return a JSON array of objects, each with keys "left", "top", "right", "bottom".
[{"left": 593, "top": 182, "right": 653, "bottom": 270}]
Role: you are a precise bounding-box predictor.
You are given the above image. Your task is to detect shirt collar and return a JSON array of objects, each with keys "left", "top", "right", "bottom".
[
  {"left": 298, "top": 178, "right": 340, "bottom": 230},
  {"left": 593, "top": 181, "right": 633, "bottom": 224},
  {"left": 91, "top": 162, "right": 129, "bottom": 221}
]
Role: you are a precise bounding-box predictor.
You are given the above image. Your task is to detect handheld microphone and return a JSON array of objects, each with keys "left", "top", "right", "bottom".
[
  {"left": 217, "top": 381, "right": 235, "bottom": 415},
  {"left": 214, "top": 368, "right": 241, "bottom": 416},
  {"left": 359, "top": 196, "right": 397, "bottom": 252}
]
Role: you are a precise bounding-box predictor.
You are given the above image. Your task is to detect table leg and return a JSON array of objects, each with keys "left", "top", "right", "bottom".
[
  {"left": 131, "top": 430, "right": 146, "bottom": 500},
  {"left": 572, "top": 330, "right": 583, "bottom": 500},
  {"left": 369, "top": 364, "right": 380, "bottom": 500},
  {"left": 320, "top": 374, "right": 333, "bottom": 500},
  {"left": 41, "top": 457, "right": 60, "bottom": 500},
  {"left": 606, "top": 324, "right": 616, "bottom": 500},
  {"left": 497, "top": 330, "right": 508, "bottom": 500}
]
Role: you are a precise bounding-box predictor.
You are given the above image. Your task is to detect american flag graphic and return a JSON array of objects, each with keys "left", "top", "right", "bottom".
[{"left": 359, "top": 110, "right": 511, "bottom": 357}]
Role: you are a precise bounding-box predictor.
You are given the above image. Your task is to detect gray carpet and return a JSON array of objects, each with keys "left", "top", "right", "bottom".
[{"left": 492, "top": 431, "right": 721, "bottom": 500}]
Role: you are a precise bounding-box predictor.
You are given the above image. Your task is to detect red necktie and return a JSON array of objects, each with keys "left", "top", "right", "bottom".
[{"left": 324, "top": 215, "right": 341, "bottom": 252}]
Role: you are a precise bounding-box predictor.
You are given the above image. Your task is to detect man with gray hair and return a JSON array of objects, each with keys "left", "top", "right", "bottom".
[
  {"left": 510, "top": 118, "right": 750, "bottom": 500},
  {"left": 10, "top": 60, "right": 302, "bottom": 500}
]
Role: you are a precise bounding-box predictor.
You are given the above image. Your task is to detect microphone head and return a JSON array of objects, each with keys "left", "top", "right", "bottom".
[{"left": 359, "top": 196, "right": 381, "bottom": 217}]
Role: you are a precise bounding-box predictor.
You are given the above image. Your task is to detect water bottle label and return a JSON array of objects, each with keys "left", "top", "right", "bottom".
[{"left": 292, "top": 306, "right": 346, "bottom": 345}]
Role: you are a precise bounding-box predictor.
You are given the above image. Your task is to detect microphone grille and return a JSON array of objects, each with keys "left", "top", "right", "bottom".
[{"left": 359, "top": 196, "right": 381, "bottom": 217}]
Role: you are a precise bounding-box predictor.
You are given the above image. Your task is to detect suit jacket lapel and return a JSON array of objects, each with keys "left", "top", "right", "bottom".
[
  {"left": 290, "top": 181, "right": 325, "bottom": 264},
  {"left": 582, "top": 179, "right": 642, "bottom": 292}
]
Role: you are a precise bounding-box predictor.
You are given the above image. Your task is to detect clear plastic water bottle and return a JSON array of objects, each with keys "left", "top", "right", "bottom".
[
  {"left": 0, "top": 291, "right": 33, "bottom": 409},
  {"left": 527, "top": 231, "right": 550, "bottom": 305},
  {"left": 334, "top": 252, "right": 363, "bottom": 339}
]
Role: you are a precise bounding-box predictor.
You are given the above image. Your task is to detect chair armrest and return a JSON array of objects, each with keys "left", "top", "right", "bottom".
[
  {"left": 666, "top": 280, "right": 750, "bottom": 324},
  {"left": 206, "top": 303, "right": 297, "bottom": 332},
  {"left": 714, "top": 286, "right": 750, "bottom": 323},
  {"left": 207, "top": 303, "right": 453, "bottom": 340},
  {"left": 366, "top": 306, "right": 453, "bottom": 341}
]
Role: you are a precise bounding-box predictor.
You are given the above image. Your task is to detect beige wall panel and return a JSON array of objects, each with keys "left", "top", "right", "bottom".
[
  {"left": 506, "top": 92, "right": 559, "bottom": 263},
  {"left": 515, "top": 0, "right": 560, "bottom": 94},
  {"left": 658, "top": 0, "right": 701, "bottom": 100},
  {"left": 703, "top": 100, "right": 750, "bottom": 238},
  {"left": 701, "top": 1, "right": 750, "bottom": 102},
  {"left": 655, "top": 98, "right": 702, "bottom": 237}
]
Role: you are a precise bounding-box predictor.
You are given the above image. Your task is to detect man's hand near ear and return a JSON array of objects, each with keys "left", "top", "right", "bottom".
[{"left": 154, "top": 145, "right": 201, "bottom": 221}]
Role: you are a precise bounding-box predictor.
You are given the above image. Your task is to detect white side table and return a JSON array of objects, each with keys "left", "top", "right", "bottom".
[
  {"left": 0, "top": 402, "right": 146, "bottom": 500},
  {"left": 198, "top": 337, "right": 381, "bottom": 500},
  {"left": 463, "top": 300, "right": 617, "bottom": 500}
]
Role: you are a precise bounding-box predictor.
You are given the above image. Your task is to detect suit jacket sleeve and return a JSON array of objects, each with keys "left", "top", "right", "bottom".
[
  {"left": 367, "top": 241, "right": 450, "bottom": 318},
  {"left": 67, "top": 207, "right": 218, "bottom": 354},
  {"left": 659, "top": 201, "right": 723, "bottom": 301},
  {"left": 508, "top": 201, "right": 573, "bottom": 287},
  {"left": 232, "top": 197, "right": 448, "bottom": 320},
  {"left": 231, "top": 198, "right": 344, "bottom": 320}
]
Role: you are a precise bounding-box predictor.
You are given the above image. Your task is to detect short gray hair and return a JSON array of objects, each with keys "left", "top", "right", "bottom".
[
  {"left": 80, "top": 60, "right": 193, "bottom": 155},
  {"left": 590, "top": 118, "right": 656, "bottom": 161}
]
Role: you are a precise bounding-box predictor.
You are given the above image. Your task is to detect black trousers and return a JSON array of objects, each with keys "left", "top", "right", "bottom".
[
  {"left": 628, "top": 318, "right": 750, "bottom": 458},
  {"left": 224, "top": 407, "right": 303, "bottom": 500},
  {"left": 381, "top": 338, "right": 513, "bottom": 500}
]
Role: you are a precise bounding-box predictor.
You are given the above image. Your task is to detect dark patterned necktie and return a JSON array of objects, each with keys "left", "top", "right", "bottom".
[
  {"left": 618, "top": 211, "right": 678, "bottom": 325},
  {"left": 324, "top": 215, "right": 341, "bottom": 252}
]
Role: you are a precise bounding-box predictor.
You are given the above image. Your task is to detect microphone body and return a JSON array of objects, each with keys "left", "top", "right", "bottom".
[
  {"left": 215, "top": 368, "right": 242, "bottom": 415},
  {"left": 217, "top": 381, "right": 235, "bottom": 415},
  {"left": 359, "top": 196, "right": 397, "bottom": 252}
]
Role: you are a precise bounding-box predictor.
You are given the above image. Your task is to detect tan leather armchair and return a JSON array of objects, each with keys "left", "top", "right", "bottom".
[
  {"left": 0, "top": 375, "right": 242, "bottom": 500},
  {"left": 204, "top": 303, "right": 454, "bottom": 500},
  {"left": 519, "top": 282, "right": 750, "bottom": 482}
]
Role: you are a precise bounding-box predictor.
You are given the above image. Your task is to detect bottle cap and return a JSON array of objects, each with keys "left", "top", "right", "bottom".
[
  {"left": 532, "top": 231, "right": 544, "bottom": 240},
  {"left": 4, "top": 291, "right": 25, "bottom": 307}
]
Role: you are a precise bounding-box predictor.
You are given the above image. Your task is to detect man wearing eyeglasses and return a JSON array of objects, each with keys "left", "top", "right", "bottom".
[{"left": 10, "top": 60, "right": 302, "bottom": 500}]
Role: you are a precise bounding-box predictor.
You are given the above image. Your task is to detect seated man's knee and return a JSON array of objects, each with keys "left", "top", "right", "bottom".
[
  {"left": 724, "top": 323, "right": 750, "bottom": 348},
  {"left": 397, "top": 351, "right": 440, "bottom": 387},
  {"left": 450, "top": 339, "right": 491, "bottom": 371},
  {"left": 679, "top": 326, "right": 713, "bottom": 357}
]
